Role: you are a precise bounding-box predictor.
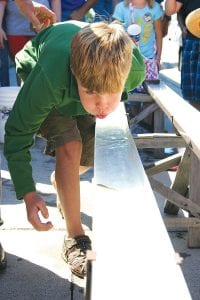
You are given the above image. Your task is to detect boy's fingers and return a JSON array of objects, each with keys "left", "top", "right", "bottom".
[
  {"left": 29, "top": 212, "right": 53, "bottom": 231},
  {"left": 26, "top": 199, "right": 53, "bottom": 231},
  {"left": 39, "top": 201, "right": 49, "bottom": 219}
]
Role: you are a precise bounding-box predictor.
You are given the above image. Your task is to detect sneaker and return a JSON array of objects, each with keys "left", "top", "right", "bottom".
[
  {"left": 62, "top": 235, "right": 91, "bottom": 278},
  {"left": 0, "top": 243, "right": 7, "bottom": 270}
]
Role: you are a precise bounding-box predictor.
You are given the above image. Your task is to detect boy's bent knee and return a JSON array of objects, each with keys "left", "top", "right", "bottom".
[{"left": 56, "top": 140, "right": 82, "bottom": 160}]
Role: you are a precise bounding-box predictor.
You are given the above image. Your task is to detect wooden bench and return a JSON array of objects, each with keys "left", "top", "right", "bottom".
[
  {"left": 88, "top": 103, "right": 191, "bottom": 300},
  {"left": 128, "top": 81, "right": 200, "bottom": 248}
]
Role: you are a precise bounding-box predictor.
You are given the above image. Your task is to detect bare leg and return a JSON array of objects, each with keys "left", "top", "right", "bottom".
[
  {"left": 51, "top": 157, "right": 91, "bottom": 222},
  {"left": 55, "top": 140, "right": 85, "bottom": 238}
]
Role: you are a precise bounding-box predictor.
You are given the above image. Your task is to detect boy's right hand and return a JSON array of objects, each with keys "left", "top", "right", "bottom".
[{"left": 24, "top": 191, "right": 53, "bottom": 231}]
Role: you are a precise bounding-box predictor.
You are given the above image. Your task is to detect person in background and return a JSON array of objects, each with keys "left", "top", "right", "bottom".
[
  {"left": 15, "top": 0, "right": 57, "bottom": 32},
  {"left": 0, "top": 1, "right": 9, "bottom": 270},
  {"left": 156, "top": 0, "right": 171, "bottom": 37},
  {"left": 61, "top": 0, "right": 97, "bottom": 21},
  {"left": 0, "top": 0, "right": 60, "bottom": 85},
  {"left": 2, "top": 0, "right": 60, "bottom": 61},
  {"left": 0, "top": 47, "right": 9, "bottom": 86},
  {"left": 93, "top": 0, "right": 120, "bottom": 22},
  {"left": 0, "top": 1, "right": 9, "bottom": 86},
  {"left": 165, "top": 0, "right": 200, "bottom": 110},
  {"left": 113, "top": 0, "right": 163, "bottom": 76},
  {"left": 113, "top": 0, "right": 163, "bottom": 128}
]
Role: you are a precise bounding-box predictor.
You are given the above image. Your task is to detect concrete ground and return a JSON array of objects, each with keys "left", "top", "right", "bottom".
[
  {"left": 1, "top": 34, "right": 200, "bottom": 300},
  {"left": 0, "top": 137, "right": 93, "bottom": 299}
]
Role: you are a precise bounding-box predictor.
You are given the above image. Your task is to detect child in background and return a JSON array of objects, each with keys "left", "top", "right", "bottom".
[
  {"left": 113, "top": 0, "right": 163, "bottom": 82},
  {"left": 113, "top": 0, "right": 163, "bottom": 129}
]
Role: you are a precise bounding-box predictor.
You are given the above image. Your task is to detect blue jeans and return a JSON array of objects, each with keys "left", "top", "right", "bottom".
[{"left": 0, "top": 42, "right": 10, "bottom": 86}]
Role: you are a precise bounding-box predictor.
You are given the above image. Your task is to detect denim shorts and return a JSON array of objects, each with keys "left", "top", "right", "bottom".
[{"left": 38, "top": 108, "right": 95, "bottom": 166}]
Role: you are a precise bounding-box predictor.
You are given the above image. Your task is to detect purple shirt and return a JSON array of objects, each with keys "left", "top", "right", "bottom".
[{"left": 61, "top": 0, "right": 85, "bottom": 12}]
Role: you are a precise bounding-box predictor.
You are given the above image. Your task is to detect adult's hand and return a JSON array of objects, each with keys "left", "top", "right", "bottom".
[
  {"left": 24, "top": 191, "right": 53, "bottom": 231},
  {"left": 15, "top": 0, "right": 56, "bottom": 32}
]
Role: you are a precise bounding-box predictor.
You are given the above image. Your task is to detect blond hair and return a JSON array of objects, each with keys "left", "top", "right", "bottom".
[
  {"left": 70, "top": 22, "right": 133, "bottom": 94},
  {"left": 124, "top": 0, "right": 154, "bottom": 8}
]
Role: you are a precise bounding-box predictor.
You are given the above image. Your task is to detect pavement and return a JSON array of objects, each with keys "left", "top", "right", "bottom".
[
  {"left": 0, "top": 137, "right": 93, "bottom": 299},
  {"left": 0, "top": 36, "right": 200, "bottom": 300}
]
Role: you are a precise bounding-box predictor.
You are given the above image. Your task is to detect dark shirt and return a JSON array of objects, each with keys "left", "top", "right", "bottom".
[
  {"left": 61, "top": 0, "right": 85, "bottom": 11},
  {"left": 177, "top": 0, "right": 200, "bottom": 39}
]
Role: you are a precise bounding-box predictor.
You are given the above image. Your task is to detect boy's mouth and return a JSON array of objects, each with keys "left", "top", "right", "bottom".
[{"left": 96, "top": 114, "right": 107, "bottom": 119}]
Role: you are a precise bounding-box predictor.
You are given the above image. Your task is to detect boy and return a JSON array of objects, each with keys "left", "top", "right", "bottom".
[{"left": 4, "top": 20, "right": 145, "bottom": 278}]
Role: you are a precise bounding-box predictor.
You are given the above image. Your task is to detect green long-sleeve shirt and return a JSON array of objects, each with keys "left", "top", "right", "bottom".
[{"left": 4, "top": 21, "right": 145, "bottom": 199}]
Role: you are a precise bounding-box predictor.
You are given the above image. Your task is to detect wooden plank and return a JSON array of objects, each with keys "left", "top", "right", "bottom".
[
  {"left": 189, "top": 152, "right": 200, "bottom": 209},
  {"left": 154, "top": 107, "right": 164, "bottom": 133},
  {"left": 129, "top": 102, "right": 158, "bottom": 126},
  {"left": 134, "top": 133, "right": 186, "bottom": 148},
  {"left": 147, "top": 81, "right": 200, "bottom": 160},
  {"left": 164, "top": 148, "right": 190, "bottom": 215},
  {"left": 152, "top": 107, "right": 165, "bottom": 158},
  {"left": 145, "top": 152, "right": 182, "bottom": 175},
  {"left": 149, "top": 176, "right": 200, "bottom": 218},
  {"left": 164, "top": 217, "right": 200, "bottom": 232},
  {"left": 188, "top": 224, "right": 200, "bottom": 248},
  {"left": 128, "top": 93, "right": 153, "bottom": 102},
  {"left": 91, "top": 103, "right": 192, "bottom": 300}
]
